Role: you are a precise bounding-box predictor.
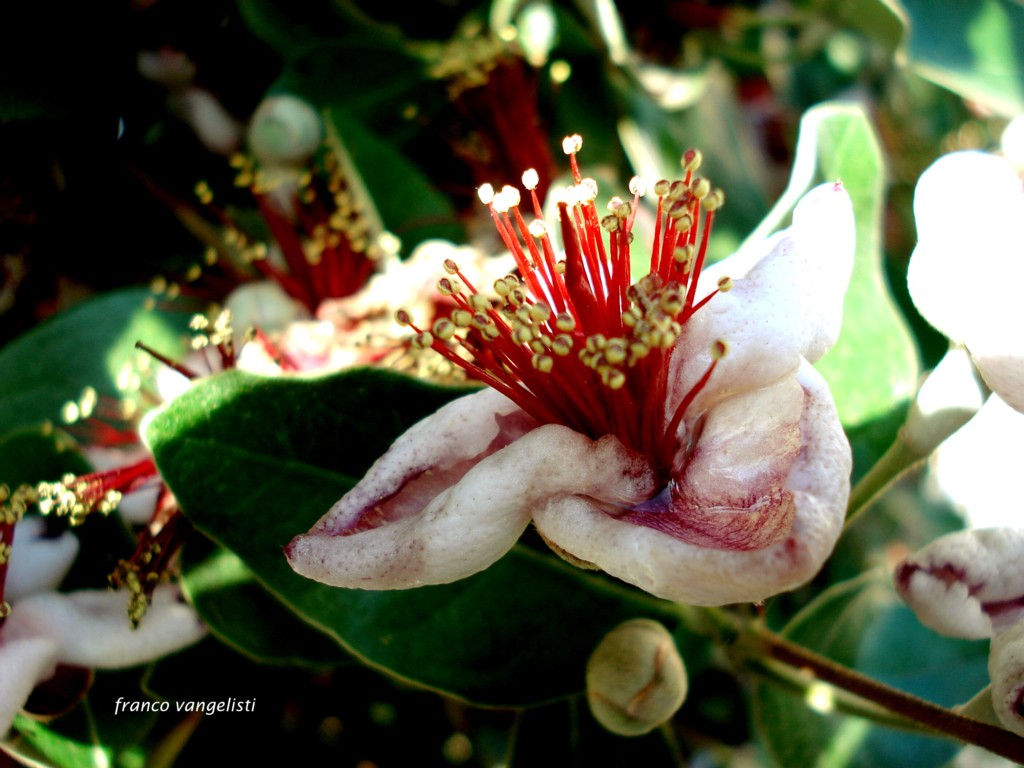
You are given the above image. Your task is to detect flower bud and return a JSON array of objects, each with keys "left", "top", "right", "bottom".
[
  {"left": 895, "top": 528, "right": 1024, "bottom": 639},
  {"left": 585, "top": 618, "right": 687, "bottom": 737},
  {"left": 247, "top": 94, "right": 323, "bottom": 167},
  {"left": 989, "top": 618, "right": 1024, "bottom": 737}
]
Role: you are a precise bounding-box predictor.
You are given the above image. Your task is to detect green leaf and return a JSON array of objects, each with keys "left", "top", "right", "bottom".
[
  {"left": 744, "top": 102, "right": 919, "bottom": 431},
  {"left": 0, "top": 288, "right": 190, "bottom": 436},
  {"left": 0, "top": 425, "right": 90, "bottom": 488},
  {"left": 324, "top": 108, "right": 464, "bottom": 254},
  {"left": 180, "top": 542, "right": 351, "bottom": 668},
  {"left": 753, "top": 570, "right": 988, "bottom": 768},
  {"left": 900, "top": 0, "right": 1024, "bottom": 117},
  {"left": 148, "top": 368, "right": 674, "bottom": 706}
]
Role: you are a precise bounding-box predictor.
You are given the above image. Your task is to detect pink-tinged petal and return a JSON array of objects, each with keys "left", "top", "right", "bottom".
[
  {"left": 0, "top": 634, "right": 59, "bottom": 736},
  {"left": 5, "top": 517, "right": 78, "bottom": 602},
  {"left": 895, "top": 528, "right": 1024, "bottom": 640},
  {"left": 533, "top": 362, "right": 850, "bottom": 606},
  {"left": 5, "top": 586, "right": 206, "bottom": 669},
  {"left": 989, "top": 617, "right": 1024, "bottom": 738},
  {"left": 287, "top": 389, "right": 657, "bottom": 589},
  {"left": 287, "top": 387, "right": 541, "bottom": 588},
  {"left": 676, "top": 182, "right": 855, "bottom": 414},
  {"left": 624, "top": 374, "right": 803, "bottom": 550},
  {"left": 908, "top": 151, "right": 1024, "bottom": 413}
]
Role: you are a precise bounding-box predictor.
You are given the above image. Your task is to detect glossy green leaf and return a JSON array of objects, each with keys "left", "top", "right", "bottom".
[
  {"left": 744, "top": 102, "right": 919, "bottom": 431},
  {"left": 325, "top": 108, "right": 464, "bottom": 254},
  {"left": 0, "top": 288, "right": 189, "bottom": 436},
  {"left": 0, "top": 425, "right": 90, "bottom": 488},
  {"left": 753, "top": 570, "right": 988, "bottom": 768},
  {"left": 900, "top": 0, "right": 1024, "bottom": 117},
  {"left": 180, "top": 542, "right": 351, "bottom": 668},
  {"left": 148, "top": 368, "right": 673, "bottom": 706}
]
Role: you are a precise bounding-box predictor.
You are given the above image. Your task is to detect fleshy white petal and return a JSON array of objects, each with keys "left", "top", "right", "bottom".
[
  {"left": 908, "top": 151, "right": 1024, "bottom": 412},
  {"left": 895, "top": 528, "right": 1024, "bottom": 639},
  {"left": 989, "top": 617, "right": 1024, "bottom": 737},
  {"left": 4, "top": 517, "right": 79, "bottom": 602},
  {"left": 676, "top": 181, "right": 855, "bottom": 414},
  {"left": 534, "top": 362, "right": 850, "bottom": 605},
  {"left": 287, "top": 387, "right": 656, "bottom": 589},
  {"left": 0, "top": 633, "right": 59, "bottom": 736},
  {"left": 5, "top": 586, "right": 206, "bottom": 669}
]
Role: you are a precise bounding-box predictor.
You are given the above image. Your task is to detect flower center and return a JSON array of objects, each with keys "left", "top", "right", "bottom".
[{"left": 398, "top": 135, "right": 729, "bottom": 483}]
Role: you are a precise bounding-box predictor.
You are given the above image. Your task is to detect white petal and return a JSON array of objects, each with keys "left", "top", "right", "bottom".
[
  {"left": 676, "top": 181, "right": 855, "bottom": 413},
  {"left": 895, "top": 528, "right": 1024, "bottom": 639},
  {"left": 5, "top": 517, "right": 78, "bottom": 602},
  {"left": 908, "top": 151, "right": 1024, "bottom": 411},
  {"left": 0, "top": 633, "right": 59, "bottom": 736},
  {"left": 6, "top": 586, "right": 206, "bottom": 669},
  {"left": 989, "top": 617, "right": 1024, "bottom": 737},
  {"left": 287, "top": 391, "right": 656, "bottom": 589},
  {"left": 534, "top": 361, "right": 850, "bottom": 605}
]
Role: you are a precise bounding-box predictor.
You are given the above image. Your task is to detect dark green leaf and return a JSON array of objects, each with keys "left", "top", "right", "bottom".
[
  {"left": 0, "top": 288, "right": 189, "bottom": 436},
  {"left": 180, "top": 541, "right": 351, "bottom": 668}
]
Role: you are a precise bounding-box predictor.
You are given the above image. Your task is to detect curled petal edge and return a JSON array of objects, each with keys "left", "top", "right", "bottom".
[{"left": 533, "top": 361, "right": 851, "bottom": 606}]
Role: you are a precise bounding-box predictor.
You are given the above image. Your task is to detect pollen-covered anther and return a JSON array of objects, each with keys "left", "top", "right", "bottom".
[
  {"left": 629, "top": 176, "right": 647, "bottom": 196},
  {"left": 555, "top": 312, "right": 576, "bottom": 332},
  {"left": 412, "top": 331, "right": 434, "bottom": 350},
  {"left": 394, "top": 308, "right": 413, "bottom": 327},
  {"left": 532, "top": 353, "right": 554, "bottom": 373},
  {"left": 451, "top": 309, "right": 473, "bottom": 327},
  {"left": 690, "top": 178, "right": 711, "bottom": 200},
  {"left": 477, "top": 183, "right": 495, "bottom": 205},
  {"left": 562, "top": 134, "right": 583, "bottom": 155},
  {"left": 432, "top": 318, "right": 456, "bottom": 341},
  {"left": 653, "top": 179, "right": 671, "bottom": 196},
  {"left": 551, "top": 334, "right": 573, "bottom": 356},
  {"left": 682, "top": 148, "right": 702, "bottom": 173},
  {"left": 717, "top": 276, "right": 734, "bottom": 292},
  {"left": 522, "top": 168, "right": 540, "bottom": 190},
  {"left": 711, "top": 338, "right": 729, "bottom": 360},
  {"left": 443, "top": 259, "right": 460, "bottom": 275},
  {"left": 528, "top": 219, "right": 547, "bottom": 238},
  {"left": 437, "top": 277, "right": 463, "bottom": 296},
  {"left": 601, "top": 214, "right": 620, "bottom": 232},
  {"left": 703, "top": 189, "right": 726, "bottom": 211}
]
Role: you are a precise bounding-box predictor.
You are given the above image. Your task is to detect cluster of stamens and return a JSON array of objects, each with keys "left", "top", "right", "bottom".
[
  {"left": 397, "top": 135, "right": 729, "bottom": 482},
  {"left": 180, "top": 129, "right": 394, "bottom": 313},
  {"left": 35, "top": 457, "right": 159, "bottom": 527}
]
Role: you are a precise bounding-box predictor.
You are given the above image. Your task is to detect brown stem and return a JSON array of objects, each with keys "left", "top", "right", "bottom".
[{"left": 749, "top": 623, "right": 1024, "bottom": 763}]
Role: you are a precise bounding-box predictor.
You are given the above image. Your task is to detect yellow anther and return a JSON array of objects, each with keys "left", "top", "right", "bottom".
[
  {"left": 468, "top": 293, "right": 491, "bottom": 312},
  {"left": 514, "top": 325, "right": 534, "bottom": 345},
  {"left": 601, "top": 367, "right": 626, "bottom": 390},
  {"left": 674, "top": 245, "right": 694, "bottom": 265},
  {"left": 703, "top": 189, "right": 725, "bottom": 211},
  {"left": 437, "top": 277, "right": 462, "bottom": 296},
  {"left": 585, "top": 334, "right": 608, "bottom": 353},
  {"left": 555, "top": 312, "right": 576, "bottom": 332},
  {"left": 532, "top": 353, "right": 554, "bottom": 373},
  {"left": 660, "top": 289, "right": 684, "bottom": 316},
  {"left": 601, "top": 214, "right": 620, "bottom": 232},
  {"left": 711, "top": 339, "right": 729, "bottom": 360},
  {"left": 604, "top": 339, "right": 628, "bottom": 365},
  {"left": 529, "top": 339, "right": 547, "bottom": 354},
  {"left": 443, "top": 259, "right": 460, "bottom": 275},
  {"left": 432, "top": 318, "right": 456, "bottom": 341},
  {"left": 494, "top": 278, "right": 510, "bottom": 297},
  {"left": 529, "top": 302, "right": 552, "bottom": 323},
  {"left": 413, "top": 331, "right": 434, "bottom": 349},
  {"left": 717, "top": 276, "right": 733, "bottom": 292},
  {"left": 562, "top": 134, "right": 583, "bottom": 155},
  {"left": 667, "top": 180, "right": 687, "bottom": 201},
  {"left": 551, "top": 334, "right": 574, "bottom": 356},
  {"left": 690, "top": 178, "right": 710, "bottom": 199},
  {"left": 481, "top": 324, "right": 501, "bottom": 340},
  {"left": 630, "top": 341, "right": 650, "bottom": 362},
  {"left": 653, "top": 179, "right": 671, "bottom": 196},
  {"left": 682, "top": 148, "right": 702, "bottom": 173}
]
